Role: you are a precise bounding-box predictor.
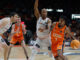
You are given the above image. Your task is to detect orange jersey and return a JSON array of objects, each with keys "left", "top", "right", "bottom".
[
  {"left": 51, "top": 22, "right": 66, "bottom": 57},
  {"left": 51, "top": 22, "right": 66, "bottom": 45},
  {"left": 10, "top": 24, "right": 24, "bottom": 44}
]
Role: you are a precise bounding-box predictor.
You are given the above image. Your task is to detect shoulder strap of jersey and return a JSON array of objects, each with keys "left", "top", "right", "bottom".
[{"left": 55, "top": 22, "right": 59, "bottom": 27}]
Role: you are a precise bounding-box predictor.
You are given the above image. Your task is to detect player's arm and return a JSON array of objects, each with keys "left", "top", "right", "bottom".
[
  {"left": 8, "top": 24, "right": 15, "bottom": 40},
  {"left": 65, "top": 27, "right": 76, "bottom": 40},
  {"left": 0, "top": 34, "right": 7, "bottom": 39},
  {"left": 0, "top": 34, "right": 6, "bottom": 39},
  {"left": 34, "top": 0, "right": 40, "bottom": 19},
  {"left": 46, "top": 19, "right": 52, "bottom": 30},
  {"left": 11, "top": 24, "right": 17, "bottom": 35},
  {"left": 50, "top": 22, "right": 56, "bottom": 31},
  {"left": 22, "top": 24, "right": 27, "bottom": 35},
  {"left": 48, "top": 19, "right": 52, "bottom": 28}
]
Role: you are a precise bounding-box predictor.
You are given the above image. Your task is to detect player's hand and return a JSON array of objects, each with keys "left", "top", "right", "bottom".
[{"left": 38, "top": 28, "right": 44, "bottom": 32}]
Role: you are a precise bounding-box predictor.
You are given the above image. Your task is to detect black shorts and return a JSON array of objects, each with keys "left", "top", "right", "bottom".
[
  {"left": 10, "top": 40, "right": 24, "bottom": 45},
  {"left": 4, "top": 39, "right": 10, "bottom": 46}
]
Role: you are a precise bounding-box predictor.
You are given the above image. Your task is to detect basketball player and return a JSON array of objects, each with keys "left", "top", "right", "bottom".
[
  {"left": 51, "top": 16, "right": 76, "bottom": 60},
  {"left": 30, "top": 0, "right": 52, "bottom": 60},
  {"left": 0, "top": 13, "right": 19, "bottom": 60},
  {"left": 7, "top": 16, "right": 29, "bottom": 60}
]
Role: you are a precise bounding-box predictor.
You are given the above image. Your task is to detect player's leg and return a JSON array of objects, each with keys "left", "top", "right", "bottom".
[
  {"left": 52, "top": 46, "right": 68, "bottom": 60},
  {"left": 40, "top": 37, "right": 53, "bottom": 57},
  {"left": 7, "top": 39, "right": 15, "bottom": 60},
  {"left": 51, "top": 50, "right": 63, "bottom": 60},
  {"left": 57, "top": 49, "right": 68, "bottom": 60},
  {"left": 3, "top": 44, "right": 9, "bottom": 60},
  {"left": 21, "top": 40, "right": 29, "bottom": 60},
  {"left": 1, "top": 42, "right": 8, "bottom": 60},
  {"left": 0, "top": 37, "right": 9, "bottom": 60},
  {"left": 3, "top": 39, "right": 11, "bottom": 60},
  {"left": 48, "top": 37, "right": 53, "bottom": 57},
  {"left": 55, "top": 56, "right": 63, "bottom": 60},
  {"left": 7, "top": 45, "right": 12, "bottom": 60},
  {"left": 48, "top": 46, "right": 55, "bottom": 60},
  {"left": 29, "top": 39, "right": 39, "bottom": 60},
  {"left": 57, "top": 40, "right": 68, "bottom": 60},
  {"left": 51, "top": 44, "right": 61, "bottom": 60}
]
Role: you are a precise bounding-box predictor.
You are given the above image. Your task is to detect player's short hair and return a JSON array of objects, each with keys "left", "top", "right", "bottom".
[
  {"left": 9, "top": 12, "right": 18, "bottom": 17},
  {"left": 9, "top": 12, "right": 21, "bottom": 18},
  {"left": 41, "top": 8, "right": 47, "bottom": 13}
]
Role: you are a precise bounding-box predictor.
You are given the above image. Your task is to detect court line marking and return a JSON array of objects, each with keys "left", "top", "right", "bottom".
[
  {"left": 0, "top": 58, "right": 26, "bottom": 60},
  {"left": 64, "top": 52, "right": 80, "bottom": 55},
  {"left": 37, "top": 52, "right": 80, "bottom": 55}
]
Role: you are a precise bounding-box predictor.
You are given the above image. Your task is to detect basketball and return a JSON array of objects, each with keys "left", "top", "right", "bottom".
[{"left": 71, "top": 40, "right": 80, "bottom": 49}]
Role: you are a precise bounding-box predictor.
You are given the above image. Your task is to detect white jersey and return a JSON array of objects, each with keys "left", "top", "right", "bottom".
[
  {"left": 36, "top": 17, "right": 51, "bottom": 38},
  {"left": 0, "top": 17, "right": 11, "bottom": 34}
]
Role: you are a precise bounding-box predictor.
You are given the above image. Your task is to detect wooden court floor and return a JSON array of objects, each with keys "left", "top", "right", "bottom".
[{"left": 0, "top": 46, "right": 80, "bottom": 60}]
